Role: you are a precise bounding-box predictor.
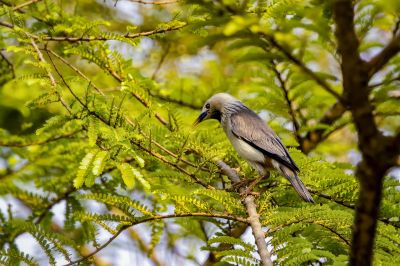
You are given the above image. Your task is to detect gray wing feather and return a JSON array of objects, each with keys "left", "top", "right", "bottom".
[{"left": 230, "top": 108, "right": 299, "bottom": 172}]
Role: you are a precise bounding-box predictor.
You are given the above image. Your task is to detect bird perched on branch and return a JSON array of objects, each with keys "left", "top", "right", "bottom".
[{"left": 194, "top": 93, "right": 314, "bottom": 203}]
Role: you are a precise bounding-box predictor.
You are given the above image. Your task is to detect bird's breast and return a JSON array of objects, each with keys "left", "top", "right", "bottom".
[{"left": 225, "top": 129, "right": 265, "bottom": 164}]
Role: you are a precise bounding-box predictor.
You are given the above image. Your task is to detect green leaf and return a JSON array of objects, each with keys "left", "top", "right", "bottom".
[
  {"left": 117, "top": 163, "right": 135, "bottom": 189},
  {"left": 92, "top": 150, "right": 108, "bottom": 176},
  {"left": 74, "top": 152, "right": 96, "bottom": 188},
  {"left": 87, "top": 117, "right": 99, "bottom": 147}
]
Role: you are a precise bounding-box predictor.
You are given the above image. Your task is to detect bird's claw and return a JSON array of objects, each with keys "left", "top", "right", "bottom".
[
  {"left": 232, "top": 179, "right": 254, "bottom": 192},
  {"left": 240, "top": 189, "right": 260, "bottom": 199}
]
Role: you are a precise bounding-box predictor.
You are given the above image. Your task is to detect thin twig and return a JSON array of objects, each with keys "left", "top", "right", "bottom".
[
  {"left": 367, "top": 33, "right": 400, "bottom": 77},
  {"left": 260, "top": 34, "right": 345, "bottom": 103},
  {"left": 125, "top": 0, "right": 179, "bottom": 4},
  {"left": 0, "top": 20, "right": 14, "bottom": 29},
  {"left": 29, "top": 38, "right": 71, "bottom": 114},
  {"left": 45, "top": 49, "right": 105, "bottom": 96},
  {"left": 45, "top": 49, "right": 216, "bottom": 175},
  {"left": 0, "top": 51, "right": 15, "bottom": 78},
  {"left": 0, "top": 21, "right": 185, "bottom": 43},
  {"left": 0, "top": 130, "right": 82, "bottom": 147},
  {"left": 152, "top": 44, "right": 170, "bottom": 80},
  {"left": 268, "top": 220, "right": 350, "bottom": 247},
  {"left": 12, "top": 0, "right": 41, "bottom": 11},
  {"left": 131, "top": 140, "right": 213, "bottom": 189},
  {"left": 368, "top": 75, "right": 400, "bottom": 89},
  {"left": 64, "top": 212, "right": 247, "bottom": 266},
  {"left": 44, "top": 24, "right": 186, "bottom": 42},
  {"left": 270, "top": 61, "right": 301, "bottom": 143}
]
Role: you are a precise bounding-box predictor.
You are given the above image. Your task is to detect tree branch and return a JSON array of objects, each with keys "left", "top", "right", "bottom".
[
  {"left": 0, "top": 130, "right": 82, "bottom": 147},
  {"left": 64, "top": 212, "right": 247, "bottom": 266},
  {"left": 46, "top": 48, "right": 218, "bottom": 176},
  {"left": 125, "top": 0, "right": 179, "bottom": 4},
  {"left": 368, "top": 75, "right": 400, "bottom": 89},
  {"left": 333, "top": 1, "right": 400, "bottom": 265},
  {"left": 301, "top": 101, "right": 347, "bottom": 154},
  {"left": 128, "top": 228, "right": 163, "bottom": 266},
  {"left": 245, "top": 195, "right": 273, "bottom": 266},
  {"left": 260, "top": 35, "right": 344, "bottom": 103},
  {"left": 268, "top": 220, "right": 350, "bottom": 247},
  {"left": 367, "top": 33, "right": 400, "bottom": 77},
  {"left": 29, "top": 38, "right": 71, "bottom": 114},
  {"left": 217, "top": 160, "right": 273, "bottom": 266},
  {"left": 270, "top": 61, "right": 301, "bottom": 144},
  {"left": 0, "top": 20, "right": 185, "bottom": 44},
  {"left": 43, "top": 24, "right": 186, "bottom": 42},
  {"left": 0, "top": 20, "right": 14, "bottom": 29},
  {"left": 0, "top": 50, "right": 15, "bottom": 79},
  {"left": 203, "top": 222, "right": 248, "bottom": 266},
  {"left": 12, "top": 0, "right": 41, "bottom": 11}
]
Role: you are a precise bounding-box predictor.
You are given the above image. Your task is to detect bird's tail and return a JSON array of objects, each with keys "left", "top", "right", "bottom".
[{"left": 280, "top": 166, "right": 314, "bottom": 203}]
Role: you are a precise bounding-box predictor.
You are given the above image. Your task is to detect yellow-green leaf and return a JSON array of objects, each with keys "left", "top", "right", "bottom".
[
  {"left": 74, "top": 152, "right": 95, "bottom": 188},
  {"left": 118, "top": 163, "right": 135, "bottom": 189}
]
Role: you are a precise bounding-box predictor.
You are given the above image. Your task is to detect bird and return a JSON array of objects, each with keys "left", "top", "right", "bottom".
[{"left": 194, "top": 93, "right": 314, "bottom": 203}]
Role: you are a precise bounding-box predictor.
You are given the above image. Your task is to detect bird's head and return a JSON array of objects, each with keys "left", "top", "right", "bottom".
[{"left": 193, "top": 93, "right": 238, "bottom": 126}]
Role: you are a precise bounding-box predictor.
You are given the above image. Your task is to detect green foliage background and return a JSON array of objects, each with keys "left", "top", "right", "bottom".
[{"left": 0, "top": 0, "right": 399, "bottom": 265}]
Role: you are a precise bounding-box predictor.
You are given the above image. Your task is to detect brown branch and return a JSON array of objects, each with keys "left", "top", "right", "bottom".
[
  {"left": 12, "top": 0, "right": 41, "bottom": 10},
  {"left": 217, "top": 160, "right": 273, "bottom": 266},
  {"left": 131, "top": 140, "right": 213, "bottom": 189},
  {"left": 333, "top": 1, "right": 400, "bottom": 265},
  {"left": 301, "top": 101, "right": 347, "bottom": 154},
  {"left": 0, "top": 130, "right": 82, "bottom": 147},
  {"left": 34, "top": 187, "right": 76, "bottom": 224},
  {"left": 128, "top": 228, "right": 164, "bottom": 266},
  {"left": 270, "top": 61, "right": 301, "bottom": 144},
  {"left": 93, "top": 51, "right": 170, "bottom": 127},
  {"left": 43, "top": 24, "right": 186, "bottom": 42},
  {"left": 367, "top": 33, "right": 400, "bottom": 78},
  {"left": 268, "top": 220, "right": 350, "bottom": 247},
  {"left": 64, "top": 212, "right": 247, "bottom": 266},
  {"left": 0, "top": 50, "right": 15, "bottom": 79},
  {"left": 0, "top": 185, "right": 76, "bottom": 248},
  {"left": 0, "top": 20, "right": 14, "bottom": 29},
  {"left": 260, "top": 35, "right": 344, "bottom": 103},
  {"left": 309, "top": 187, "right": 400, "bottom": 229},
  {"left": 0, "top": 20, "right": 185, "bottom": 44},
  {"left": 203, "top": 223, "right": 248, "bottom": 266},
  {"left": 152, "top": 44, "right": 170, "bottom": 80},
  {"left": 29, "top": 38, "right": 71, "bottom": 114},
  {"left": 148, "top": 93, "right": 202, "bottom": 110},
  {"left": 45, "top": 49, "right": 216, "bottom": 176},
  {"left": 126, "top": 0, "right": 179, "bottom": 4},
  {"left": 308, "top": 188, "right": 355, "bottom": 209},
  {"left": 45, "top": 49, "right": 105, "bottom": 96},
  {"left": 245, "top": 195, "right": 273, "bottom": 266},
  {"left": 46, "top": 49, "right": 212, "bottom": 188},
  {"left": 368, "top": 75, "right": 400, "bottom": 89}
]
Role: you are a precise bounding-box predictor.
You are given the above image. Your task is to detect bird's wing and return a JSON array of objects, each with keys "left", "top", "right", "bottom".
[{"left": 230, "top": 108, "right": 299, "bottom": 172}]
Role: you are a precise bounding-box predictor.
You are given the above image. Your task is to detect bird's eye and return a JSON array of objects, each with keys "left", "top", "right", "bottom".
[{"left": 205, "top": 103, "right": 210, "bottom": 109}]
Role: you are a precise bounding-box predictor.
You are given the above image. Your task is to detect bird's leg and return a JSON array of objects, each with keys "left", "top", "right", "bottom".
[
  {"left": 239, "top": 176, "right": 263, "bottom": 198},
  {"left": 239, "top": 172, "right": 270, "bottom": 198},
  {"left": 232, "top": 178, "right": 254, "bottom": 191}
]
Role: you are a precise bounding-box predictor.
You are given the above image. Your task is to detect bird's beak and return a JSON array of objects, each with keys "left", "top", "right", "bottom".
[{"left": 193, "top": 111, "right": 207, "bottom": 127}]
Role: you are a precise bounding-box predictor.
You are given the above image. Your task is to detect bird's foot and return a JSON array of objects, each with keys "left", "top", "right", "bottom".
[
  {"left": 240, "top": 189, "right": 260, "bottom": 199},
  {"left": 232, "top": 178, "right": 254, "bottom": 192},
  {"left": 236, "top": 176, "right": 264, "bottom": 199}
]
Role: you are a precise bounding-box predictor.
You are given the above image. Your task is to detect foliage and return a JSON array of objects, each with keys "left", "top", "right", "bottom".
[{"left": 0, "top": 0, "right": 399, "bottom": 265}]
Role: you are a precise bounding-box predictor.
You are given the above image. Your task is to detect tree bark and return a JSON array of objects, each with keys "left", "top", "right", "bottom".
[
  {"left": 217, "top": 160, "right": 273, "bottom": 266},
  {"left": 332, "top": 1, "right": 400, "bottom": 265}
]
